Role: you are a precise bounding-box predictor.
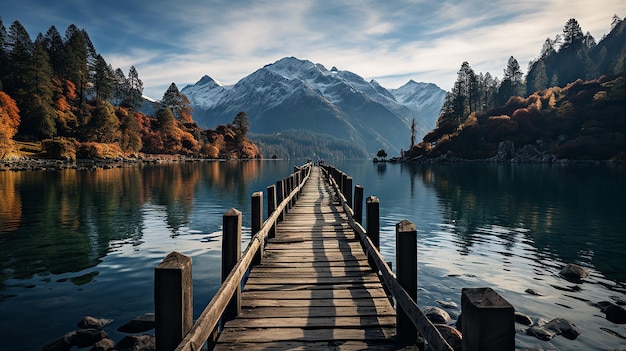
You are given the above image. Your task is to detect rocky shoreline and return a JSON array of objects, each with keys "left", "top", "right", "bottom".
[
  {"left": 387, "top": 141, "right": 624, "bottom": 166},
  {"left": 0, "top": 155, "right": 221, "bottom": 172}
]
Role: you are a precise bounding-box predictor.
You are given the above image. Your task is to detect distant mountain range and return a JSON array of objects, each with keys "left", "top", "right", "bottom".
[{"left": 181, "top": 57, "right": 445, "bottom": 157}]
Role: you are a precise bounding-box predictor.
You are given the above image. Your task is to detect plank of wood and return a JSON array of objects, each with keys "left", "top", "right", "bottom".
[
  {"left": 240, "top": 298, "right": 396, "bottom": 310},
  {"left": 243, "top": 282, "right": 384, "bottom": 291},
  {"left": 223, "top": 315, "right": 396, "bottom": 328},
  {"left": 242, "top": 287, "right": 388, "bottom": 300},
  {"left": 217, "top": 326, "right": 396, "bottom": 343},
  {"left": 214, "top": 340, "right": 406, "bottom": 351}
]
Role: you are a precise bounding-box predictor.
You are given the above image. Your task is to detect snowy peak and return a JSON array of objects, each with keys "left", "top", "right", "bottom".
[
  {"left": 196, "top": 75, "right": 224, "bottom": 88},
  {"left": 181, "top": 75, "right": 230, "bottom": 110},
  {"left": 181, "top": 56, "right": 446, "bottom": 155}
]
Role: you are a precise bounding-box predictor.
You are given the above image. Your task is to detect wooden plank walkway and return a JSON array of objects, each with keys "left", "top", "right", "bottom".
[{"left": 215, "top": 166, "right": 407, "bottom": 350}]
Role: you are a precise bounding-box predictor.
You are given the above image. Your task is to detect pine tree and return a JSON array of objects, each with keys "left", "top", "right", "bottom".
[
  {"left": 112, "top": 68, "right": 127, "bottom": 105},
  {"left": 161, "top": 82, "right": 192, "bottom": 122},
  {"left": 611, "top": 14, "right": 622, "bottom": 30},
  {"left": 63, "top": 24, "right": 88, "bottom": 103},
  {"left": 583, "top": 31, "right": 596, "bottom": 49},
  {"left": 124, "top": 65, "right": 143, "bottom": 109},
  {"left": 562, "top": 18, "right": 584, "bottom": 48},
  {"left": 233, "top": 111, "right": 249, "bottom": 140},
  {"left": 42, "top": 26, "right": 64, "bottom": 77},
  {"left": 0, "top": 18, "right": 8, "bottom": 87},
  {"left": 499, "top": 56, "right": 524, "bottom": 101},
  {"left": 93, "top": 54, "right": 114, "bottom": 100}
]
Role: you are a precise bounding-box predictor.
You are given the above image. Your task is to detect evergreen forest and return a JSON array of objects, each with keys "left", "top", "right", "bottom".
[
  {"left": 408, "top": 16, "right": 626, "bottom": 161},
  {"left": 0, "top": 19, "right": 259, "bottom": 160}
]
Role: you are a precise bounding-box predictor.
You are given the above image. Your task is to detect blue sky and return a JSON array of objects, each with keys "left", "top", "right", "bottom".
[{"left": 3, "top": 0, "right": 625, "bottom": 99}]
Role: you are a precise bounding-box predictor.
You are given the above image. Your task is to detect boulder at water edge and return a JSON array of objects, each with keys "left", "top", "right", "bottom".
[
  {"left": 116, "top": 334, "right": 156, "bottom": 351},
  {"left": 544, "top": 318, "right": 581, "bottom": 340},
  {"left": 117, "top": 313, "right": 155, "bottom": 333},
  {"left": 434, "top": 324, "right": 462, "bottom": 351},
  {"left": 71, "top": 329, "right": 109, "bottom": 348},
  {"left": 515, "top": 311, "right": 533, "bottom": 326},
  {"left": 78, "top": 316, "right": 113, "bottom": 329},
  {"left": 526, "top": 318, "right": 581, "bottom": 341},
  {"left": 90, "top": 338, "right": 115, "bottom": 351},
  {"left": 423, "top": 306, "right": 452, "bottom": 324},
  {"left": 599, "top": 302, "right": 626, "bottom": 324},
  {"left": 559, "top": 263, "right": 589, "bottom": 283}
]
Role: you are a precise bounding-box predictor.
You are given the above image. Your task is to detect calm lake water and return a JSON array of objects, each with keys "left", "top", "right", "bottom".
[{"left": 0, "top": 160, "right": 625, "bottom": 350}]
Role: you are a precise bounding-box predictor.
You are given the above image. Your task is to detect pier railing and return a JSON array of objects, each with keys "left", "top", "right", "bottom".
[
  {"left": 154, "top": 163, "right": 312, "bottom": 351},
  {"left": 321, "top": 164, "right": 516, "bottom": 351}
]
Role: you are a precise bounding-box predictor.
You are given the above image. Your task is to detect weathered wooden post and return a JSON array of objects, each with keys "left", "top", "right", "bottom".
[
  {"left": 354, "top": 185, "right": 364, "bottom": 224},
  {"left": 344, "top": 176, "right": 353, "bottom": 208},
  {"left": 251, "top": 192, "right": 263, "bottom": 265},
  {"left": 155, "top": 252, "right": 193, "bottom": 351},
  {"left": 366, "top": 196, "right": 380, "bottom": 268},
  {"left": 222, "top": 208, "right": 242, "bottom": 321},
  {"left": 396, "top": 220, "right": 418, "bottom": 343},
  {"left": 275, "top": 180, "right": 284, "bottom": 220},
  {"left": 289, "top": 175, "right": 296, "bottom": 207},
  {"left": 366, "top": 196, "right": 380, "bottom": 249},
  {"left": 284, "top": 178, "right": 291, "bottom": 212},
  {"left": 461, "top": 287, "right": 515, "bottom": 351},
  {"left": 340, "top": 172, "right": 347, "bottom": 196},
  {"left": 267, "top": 185, "right": 276, "bottom": 238}
]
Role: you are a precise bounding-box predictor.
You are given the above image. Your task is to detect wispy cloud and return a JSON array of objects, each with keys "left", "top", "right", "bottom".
[{"left": 3, "top": 0, "right": 625, "bottom": 98}]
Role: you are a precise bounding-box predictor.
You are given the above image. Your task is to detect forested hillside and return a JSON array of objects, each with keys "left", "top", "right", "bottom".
[
  {"left": 0, "top": 18, "right": 259, "bottom": 160},
  {"left": 407, "top": 16, "right": 626, "bottom": 162}
]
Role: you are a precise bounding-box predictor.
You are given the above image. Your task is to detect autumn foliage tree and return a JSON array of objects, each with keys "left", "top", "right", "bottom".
[
  {"left": 0, "top": 17, "right": 259, "bottom": 160},
  {"left": 0, "top": 91, "right": 20, "bottom": 158}
]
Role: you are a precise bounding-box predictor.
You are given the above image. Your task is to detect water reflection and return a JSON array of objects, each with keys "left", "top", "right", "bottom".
[
  {"left": 403, "top": 163, "right": 626, "bottom": 284},
  {"left": 0, "top": 161, "right": 268, "bottom": 290}
]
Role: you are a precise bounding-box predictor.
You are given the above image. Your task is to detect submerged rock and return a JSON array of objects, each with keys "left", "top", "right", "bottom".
[
  {"left": 42, "top": 335, "right": 72, "bottom": 351},
  {"left": 515, "top": 311, "right": 533, "bottom": 326},
  {"left": 71, "top": 329, "right": 109, "bottom": 348},
  {"left": 526, "top": 325, "right": 556, "bottom": 341},
  {"left": 544, "top": 318, "right": 581, "bottom": 340},
  {"left": 90, "top": 337, "right": 116, "bottom": 351},
  {"left": 525, "top": 318, "right": 580, "bottom": 341},
  {"left": 525, "top": 288, "right": 543, "bottom": 296},
  {"left": 78, "top": 316, "right": 113, "bottom": 329},
  {"left": 559, "top": 263, "right": 589, "bottom": 283},
  {"left": 117, "top": 313, "right": 156, "bottom": 333},
  {"left": 423, "top": 306, "right": 452, "bottom": 324},
  {"left": 436, "top": 299, "right": 459, "bottom": 309},
  {"left": 600, "top": 302, "right": 626, "bottom": 324},
  {"left": 116, "top": 334, "right": 156, "bottom": 351}
]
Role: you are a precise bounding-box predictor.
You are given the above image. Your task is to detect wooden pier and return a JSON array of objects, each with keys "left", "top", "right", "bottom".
[
  {"left": 215, "top": 166, "right": 399, "bottom": 350},
  {"left": 155, "top": 164, "right": 515, "bottom": 351}
]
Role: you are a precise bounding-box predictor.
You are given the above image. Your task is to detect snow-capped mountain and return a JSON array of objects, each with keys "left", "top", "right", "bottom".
[
  {"left": 182, "top": 57, "right": 445, "bottom": 156},
  {"left": 390, "top": 80, "right": 447, "bottom": 132}
]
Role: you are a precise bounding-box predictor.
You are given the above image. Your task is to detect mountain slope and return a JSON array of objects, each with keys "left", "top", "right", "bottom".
[
  {"left": 182, "top": 57, "right": 446, "bottom": 157},
  {"left": 390, "top": 80, "right": 447, "bottom": 132}
]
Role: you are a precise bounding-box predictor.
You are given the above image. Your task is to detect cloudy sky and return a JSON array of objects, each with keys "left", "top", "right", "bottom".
[{"left": 3, "top": 0, "right": 625, "bottom": 98}]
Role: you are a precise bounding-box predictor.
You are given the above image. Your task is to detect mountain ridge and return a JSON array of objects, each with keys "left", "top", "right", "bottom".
[{"left": 182, "top": 57, "right": 446, "bottom": 157}]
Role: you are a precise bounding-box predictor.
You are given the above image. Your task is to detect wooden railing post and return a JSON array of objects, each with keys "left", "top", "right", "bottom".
[
  {"left": 267, "top": 185, "right": 276, "bottom": 238},
  {"left": 462, "top": 287, "right": 515, "bottom": 351},
  {"left": 222, "top": 208, "right": 242, "bottom": 321},
  {"left": 366, "top": 196, "right": 380, "bottom": 249},
  {"left": 340, "top": 172, "right": 347, "bottom": 196},
  {"left": 345, "top": 176, "right": 353, "bottom": 208},
  {"left": 354, "top": 185, "right": 364, "bottom": 224},
  {"left": 251, "top": 192, "right": 263, "bottom": 265},
  {"left": 396, "top": 219, "right": 418, "bottom": 343},
  {"left": 275, "top": 180, "right": 284, "bottom": 220},
  {"left": 366, "top": 196, "right": 380, "bottom": 268},
  {"left": 155, "top": 252, "right": 193, "bottom": 351}
]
